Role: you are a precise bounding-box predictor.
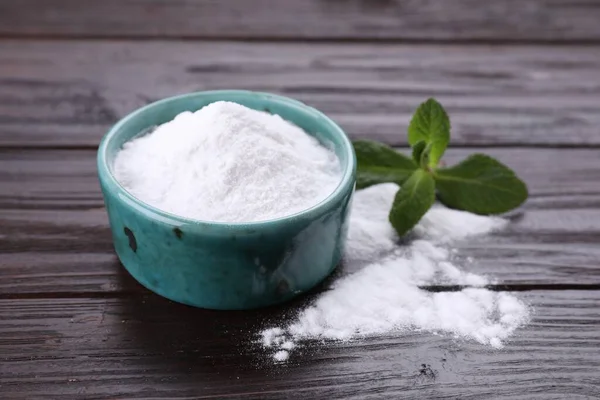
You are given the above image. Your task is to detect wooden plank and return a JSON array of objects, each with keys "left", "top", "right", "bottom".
[
  {"left": 1, "top": 0, "right": 600, "bottom": 42},
  {"left": 2, "top": 41, "right": 600, "bottom": 147},
  {"left": 2, "top": 148, "right": 600, "bottom": 293},
  {"left": 3, "top": 148, "right": 600, "bottom": 209},
  {"left": 1, "top": 291, "right": 599, "bottom": 399},
  {"left": 3, "top": 205, "right": 600, "bottom": 293}
]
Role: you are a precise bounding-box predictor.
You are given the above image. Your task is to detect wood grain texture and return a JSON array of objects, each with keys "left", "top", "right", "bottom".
[
  {"left": 2, "top": 41, "right": 600, "bottom": 147},
  {"left": 1, "top": 291, "right": 599, "bottom": 399},
  {"left": 1, "top": 0, "right": 600, "bottom": 42},
  {"left": 3, "top": 205, "right": 600, "bottom": 294},
  {"left": 3, "top": 148, "right": 600, "bottom": 210},
  {"left": 1, "top": 3, "right": 600, "bottom": 395},
  {"left": 2, "top": 148, "right": 600, "bottom": 296}
]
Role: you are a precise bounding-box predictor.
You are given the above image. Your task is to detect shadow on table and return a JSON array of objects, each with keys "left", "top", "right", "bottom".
[{"left": 113, "top": 260, "right": 351, "bottom": 378}]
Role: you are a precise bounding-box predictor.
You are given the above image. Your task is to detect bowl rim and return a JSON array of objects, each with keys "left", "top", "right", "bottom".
[{"left": 97, "top": 89, "right": 356, "bottom": 230}]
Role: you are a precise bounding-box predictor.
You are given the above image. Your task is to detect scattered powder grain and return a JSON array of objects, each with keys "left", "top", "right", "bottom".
[
  {"left": 273, "top": 350, "right": 290, "bottom": 362},
  {"left": 114, "top": 101, "right": 341, "bottom": 223},
  {"left": 261, "top": 183, "right": 529, "bottom": 362}
]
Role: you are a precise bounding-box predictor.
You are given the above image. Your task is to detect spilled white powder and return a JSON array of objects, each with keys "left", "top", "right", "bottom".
[
  {"left": 273, "top": 350, "right": 290, "bottom": 362},
  {"left": 261, "top": 183, "right": 529, "bottom": 362},
  {"left": 114, "top": 101, "right": 341, "bottom": 223}
]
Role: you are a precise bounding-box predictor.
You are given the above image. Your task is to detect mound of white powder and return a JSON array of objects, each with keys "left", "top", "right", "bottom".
[
  {"left": 114, "top": 101, "right": 341, "bottom": 223},
  {"left": 261, "top": 183, "right": 529, "bottom": 362}
]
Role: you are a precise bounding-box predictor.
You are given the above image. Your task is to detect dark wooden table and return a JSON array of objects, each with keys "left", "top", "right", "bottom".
[{"left": 2, "top": 1, "right": 600, "bottom": 399}]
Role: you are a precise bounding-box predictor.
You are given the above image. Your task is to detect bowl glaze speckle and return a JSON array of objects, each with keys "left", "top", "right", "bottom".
[{"left": 97, "top": 90, "right": 356, "bottom": 310}]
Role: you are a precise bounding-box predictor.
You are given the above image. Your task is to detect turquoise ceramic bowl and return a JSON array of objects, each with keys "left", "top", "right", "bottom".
[{"left": 97, "top": 90, "right": 356, "bottom": 310}]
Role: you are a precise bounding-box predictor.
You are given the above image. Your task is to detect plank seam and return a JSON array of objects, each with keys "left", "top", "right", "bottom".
[
  {"left": 2, "top": 34, "right": 600, "bottom": 46},
  {"left": 2, "top": 284, "right": 599, "bottom": 300}
]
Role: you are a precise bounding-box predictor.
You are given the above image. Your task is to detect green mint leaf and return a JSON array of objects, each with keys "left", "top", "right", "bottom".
[
  {"left": 412, "top": 140, "right": 433, "bottom": 169},
  {"left": 407, "top": 98, "right": 450, "bottom": 167},
  {"left": 419, "top": 143, "right": 433, "bottom": 169},
  {"left": 412, "top": 140, "right": 426, "bottom": 165},
  {"left": 388, "top": 169, "right": 436, "bottom": 236},
  {"left": 353, "top": 140, "right": 418, "bottom": 189},
  {"left": 434, "top": 154, "right": 528, "bottom": 215}
]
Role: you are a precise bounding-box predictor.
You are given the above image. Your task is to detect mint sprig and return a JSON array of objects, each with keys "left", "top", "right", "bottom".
[{"left": 353, "top": 98, "right": 528, "bottom": 236}]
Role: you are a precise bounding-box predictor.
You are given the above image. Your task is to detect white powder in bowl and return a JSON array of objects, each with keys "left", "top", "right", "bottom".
[
  {"left": 114, "top": 101, "right": 342, "bottom": 223},
  {"left": 261, "top": 183, "right": 529, "bottom": 363}
]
